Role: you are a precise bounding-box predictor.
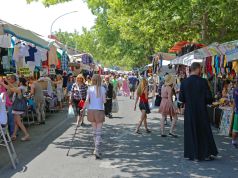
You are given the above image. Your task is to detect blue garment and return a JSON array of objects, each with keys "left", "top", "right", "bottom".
[
  {"left": 67, "top": 82, "right": 74, "bottom": 92},
  {"left": 61, "top": 52, "right": 69, "bottom": 71},
  {"left": 233, "top": 87, "right": 238, "bottom": 114},
  {"left": 128, "top": 76, "right": 138, "bottom": 86},
  {"left": 7, "top": 106, "right": 14, "bottom": 136},
  {"left": 25, "top": 46, "right": 37, "bottom": 63}
]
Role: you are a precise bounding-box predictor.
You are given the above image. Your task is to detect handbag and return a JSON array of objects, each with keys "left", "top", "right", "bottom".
[
  {"left": 78, "top": 99, "right": 85, "bottom": 108},
  {"left": 112, "top": 99, "right": 119, "bottom": 113},
  {"left": 12, "top": 91, "right": 27, "bottom": 112},
  {"left": 75, "top": 83, "right": 85, "bottom": 108}
]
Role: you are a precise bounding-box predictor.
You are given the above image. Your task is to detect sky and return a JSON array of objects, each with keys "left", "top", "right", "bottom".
[{"left": 0, "top": 0, "right": 96, "bottom": 37}]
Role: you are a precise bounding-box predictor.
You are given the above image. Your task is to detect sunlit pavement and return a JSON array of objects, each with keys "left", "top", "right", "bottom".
[{"left": 1, "top": 96, "right": 238, "bottom": 178}]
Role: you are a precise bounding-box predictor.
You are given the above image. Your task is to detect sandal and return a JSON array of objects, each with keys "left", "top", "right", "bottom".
[
  {"left": 11, "top": 136, "right": 17, "bottom": 141},
  {"left": 21, "top": 135, "right": 30, "bottom": 142},
  {"left": 135, "top": 130, "right": 142, "bottom": 134},
  {"left": 146, "top": 129, "right": 151, "bottom": 133},
  {"left": 169, "top": 133, "right": 178, "bottom": 138}
]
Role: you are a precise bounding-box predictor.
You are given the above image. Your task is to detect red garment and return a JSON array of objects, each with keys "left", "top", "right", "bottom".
[
  {"left": 206, "top": 57, "right": 213, "bottom": 76},
  {"left": 57, "top": 58, "right": 61, "bottom": 69},
  {"left": 140, "top": 93, "right": 148, "bottom": 103}
]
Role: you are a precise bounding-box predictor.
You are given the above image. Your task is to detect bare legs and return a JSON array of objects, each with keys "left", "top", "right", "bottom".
[
  {"left": 136, "top": 110, "right": 150, "bottom": 133},
  {"left": 160, "top": 114, "right": 177, "bottom": 137},
  {"left": 91, "top": 122, "right": 103, "bottom": 158},
  {"left": 12, "top": 114, "right": 30, "bottom": 141}
]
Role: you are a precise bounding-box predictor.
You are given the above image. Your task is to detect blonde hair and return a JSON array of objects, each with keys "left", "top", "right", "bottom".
[
  {"left": 92, "top": 74, "right": 102, "bottom": 98},
  {"left": 76, "top": 74, "right": 85, "bottom": 83},
  {"left": 57, "top": 74, "right": 62, "bottom": 81},
  {"left": 137, "top": 78, "right": 148, "bottom": 97}
]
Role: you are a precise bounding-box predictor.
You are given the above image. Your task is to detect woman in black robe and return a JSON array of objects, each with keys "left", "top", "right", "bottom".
[{"left": 179, "top": 62, "right": 218, "bottom": 161}]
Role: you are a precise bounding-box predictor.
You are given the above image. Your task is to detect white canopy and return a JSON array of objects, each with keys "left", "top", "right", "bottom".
[{"left": 0, "top": 19, "right": 54, "bottom": 50}]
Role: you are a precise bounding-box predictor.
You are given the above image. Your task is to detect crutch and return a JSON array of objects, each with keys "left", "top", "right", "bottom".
[{"left": 66, "top": 111, "right": 84, "bottom": 156}]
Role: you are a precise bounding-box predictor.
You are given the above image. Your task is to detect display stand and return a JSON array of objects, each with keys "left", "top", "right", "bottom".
[
  {"left": 0, "top": 124, "right": 19, "bottom": 169},
  {"left": 218, "top": 107, "right": 234, "bottom": 136}
]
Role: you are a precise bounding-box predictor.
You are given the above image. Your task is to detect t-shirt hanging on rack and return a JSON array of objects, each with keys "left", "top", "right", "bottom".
[
  {"left": 25, "top": 46, "right": 37, "bottom": 63},
  {"left": 0, "top": 35, "right": 11, "bottom": 48}
]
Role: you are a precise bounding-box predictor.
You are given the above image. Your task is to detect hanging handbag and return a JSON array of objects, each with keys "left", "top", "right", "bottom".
[{"left": 12, "top": 90, "right": 27, "bottom": 112}]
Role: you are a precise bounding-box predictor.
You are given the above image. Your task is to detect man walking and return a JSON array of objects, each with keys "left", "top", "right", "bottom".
[
  {"left": 128, "top": 73, "right": 139, "bottom": 99},
  {"left": 179, "top": 62, "right": 218, "bottom": 161},
  {"left": 104, "top": 75, "right": 113, "bottom": 118}
]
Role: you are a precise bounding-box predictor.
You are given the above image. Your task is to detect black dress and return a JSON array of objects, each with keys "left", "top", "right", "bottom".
[{"left": 179, "top": 75, "right": 218, "bottom": 160}]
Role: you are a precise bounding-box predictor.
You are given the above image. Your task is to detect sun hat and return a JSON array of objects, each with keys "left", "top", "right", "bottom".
[{"left": 164, "top": 74, "right": 175, "bottom": 86}]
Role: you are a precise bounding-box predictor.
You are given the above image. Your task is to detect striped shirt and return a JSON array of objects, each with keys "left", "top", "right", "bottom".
[{"left": 70, "top": 83, "right": 88, "bottom": 100}]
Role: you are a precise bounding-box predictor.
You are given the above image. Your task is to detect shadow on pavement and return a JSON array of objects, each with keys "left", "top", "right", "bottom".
[
  {"left": 0, "top": 112, "right": 72, "bottom": 178},
  {"left": 52, "top": 117, "right": 238, "bottom": 178}
]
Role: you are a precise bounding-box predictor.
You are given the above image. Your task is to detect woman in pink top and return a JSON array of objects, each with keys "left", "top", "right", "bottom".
[
  {"left": 122, "top": 76, "right": 130, "bottom": 97},
  {"left": 159, "top": 74, "right": 178, "bottom": 137},
  {"left": 0, "top": 77, "right": 12, "bottom": 107}
]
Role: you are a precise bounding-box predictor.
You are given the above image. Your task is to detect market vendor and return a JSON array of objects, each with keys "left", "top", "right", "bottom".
[{"left": 222, "top": 80, "right": 230, "bottom": 98}]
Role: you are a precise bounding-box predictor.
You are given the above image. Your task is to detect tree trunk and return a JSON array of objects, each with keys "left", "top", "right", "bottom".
[{"left": 201, "top": 12, "right": 208, "bottom": 43}]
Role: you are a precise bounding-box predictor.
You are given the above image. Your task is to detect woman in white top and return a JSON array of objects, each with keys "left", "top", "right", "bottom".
[
  {"left": 53, "top": 75, "right": 63, "bottom": 110},
  {"left": 81, "top": 74, "right": 106, "bottom": 159},
  {"left": 0, "top": 78, "right": 30, "bottom": 141}
]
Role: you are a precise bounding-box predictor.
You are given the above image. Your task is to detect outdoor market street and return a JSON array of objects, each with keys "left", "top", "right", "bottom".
[{"left": 0, "top": 97, "right": 238, "bottom": 178}]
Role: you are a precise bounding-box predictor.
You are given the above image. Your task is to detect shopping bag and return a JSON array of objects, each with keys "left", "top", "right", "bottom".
[
  {"left": 68, "top": 105, "right": 75, "bottom": 118},
  {"left": 112, "top": 99, "right": 119, "bottom": 113},
  {"left": 149, "top": 97, "right": 155, "bottom": 109}
]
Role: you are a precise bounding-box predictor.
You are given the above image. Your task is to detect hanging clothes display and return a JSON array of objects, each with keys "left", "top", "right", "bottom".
[
  {"left": 0, "top": 35, "right": 11, "bottom": 48},
  {"left": 61, "top": 51, "right": 69, "bottom": 72},
  {"left": 48, "top": 46, "right": 58, "bottom": 66}
]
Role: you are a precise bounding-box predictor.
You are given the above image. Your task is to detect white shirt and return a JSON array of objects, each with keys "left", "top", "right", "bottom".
[{"left": 87, "top": 86, "right": 106, "bottom": 110}]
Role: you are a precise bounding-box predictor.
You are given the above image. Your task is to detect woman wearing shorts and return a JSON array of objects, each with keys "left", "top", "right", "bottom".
[
  {"left": 134, "top": 78, "right": 151, "bottom": 134},
  {"left": 81, "top": 74, "right": 106, "bottom": 159}
]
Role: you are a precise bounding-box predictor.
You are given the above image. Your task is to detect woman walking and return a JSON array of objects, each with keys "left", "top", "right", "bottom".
[
  {"left": 122, "top": 76, "right": 130, "bottom": 97},
  {"left": 81, "top": 74, "right": 106, "bottom": 159},
  {"left": 66, "top": 75, "right": 75, "bottom": 102},
  {"left": 134, "top": 78, "right": 151, "bottom": 134},
  {"left": 69, "top": 74, "right": 88, "bottom": 126},
  {"left": 159, "top": 74, "right": 178, "bottom": 137},
  {"left": 1, "top": 78, "right": 30, "bottom": 141},
  {"left": 53, "top": 75, "right": 63, "bottom": 110}
]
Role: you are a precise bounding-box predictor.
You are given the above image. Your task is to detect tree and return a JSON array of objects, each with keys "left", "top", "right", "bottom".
[{"left": 27, "top": 0, "right": 238, "bottom": 69}]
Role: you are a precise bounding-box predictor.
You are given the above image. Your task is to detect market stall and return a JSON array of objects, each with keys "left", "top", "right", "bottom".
[{"left": 170, "top": 40, "right": 238, "bottom": 136}]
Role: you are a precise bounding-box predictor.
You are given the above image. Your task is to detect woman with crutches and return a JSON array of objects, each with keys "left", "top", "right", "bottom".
[{"left": 81, "top": 74, "right": 106, "bottom": 159}]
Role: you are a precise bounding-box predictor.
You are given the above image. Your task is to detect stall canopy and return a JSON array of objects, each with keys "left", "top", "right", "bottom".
[
  {"left": 155, "top": 52, "right": 176, "bottom": 61},
  {"left": 0, "top": 19, "right": 54, "bottom": 50},
  {"left": 169, "top": 41, "right": 205, "bottom": 53},
  {"left": 171, "top": 51, "right": 203, "bottom": 66}
]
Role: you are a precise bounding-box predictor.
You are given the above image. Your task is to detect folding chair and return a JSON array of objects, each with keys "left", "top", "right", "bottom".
[{"left": 0, "top": 124, "right": 19, "bottom": 169}]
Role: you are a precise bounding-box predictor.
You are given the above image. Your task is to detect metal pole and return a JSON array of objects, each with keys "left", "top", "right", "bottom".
[{"left": 50, "top": 11, "right": 78, "bottom": 35}]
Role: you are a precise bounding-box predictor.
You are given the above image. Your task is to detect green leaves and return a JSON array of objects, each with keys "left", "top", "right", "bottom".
[{"left": 27, "top": 0, "right": 238, "bottom": 69}]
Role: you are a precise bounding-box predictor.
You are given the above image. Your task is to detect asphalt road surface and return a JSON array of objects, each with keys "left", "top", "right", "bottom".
[{"left": 0, "top": 96, "right": 238, "bottom": 178}]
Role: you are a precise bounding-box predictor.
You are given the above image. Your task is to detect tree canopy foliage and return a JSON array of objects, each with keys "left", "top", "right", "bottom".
[{"left": 27, "top": 0, "right": 238, "bottom": 69}]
